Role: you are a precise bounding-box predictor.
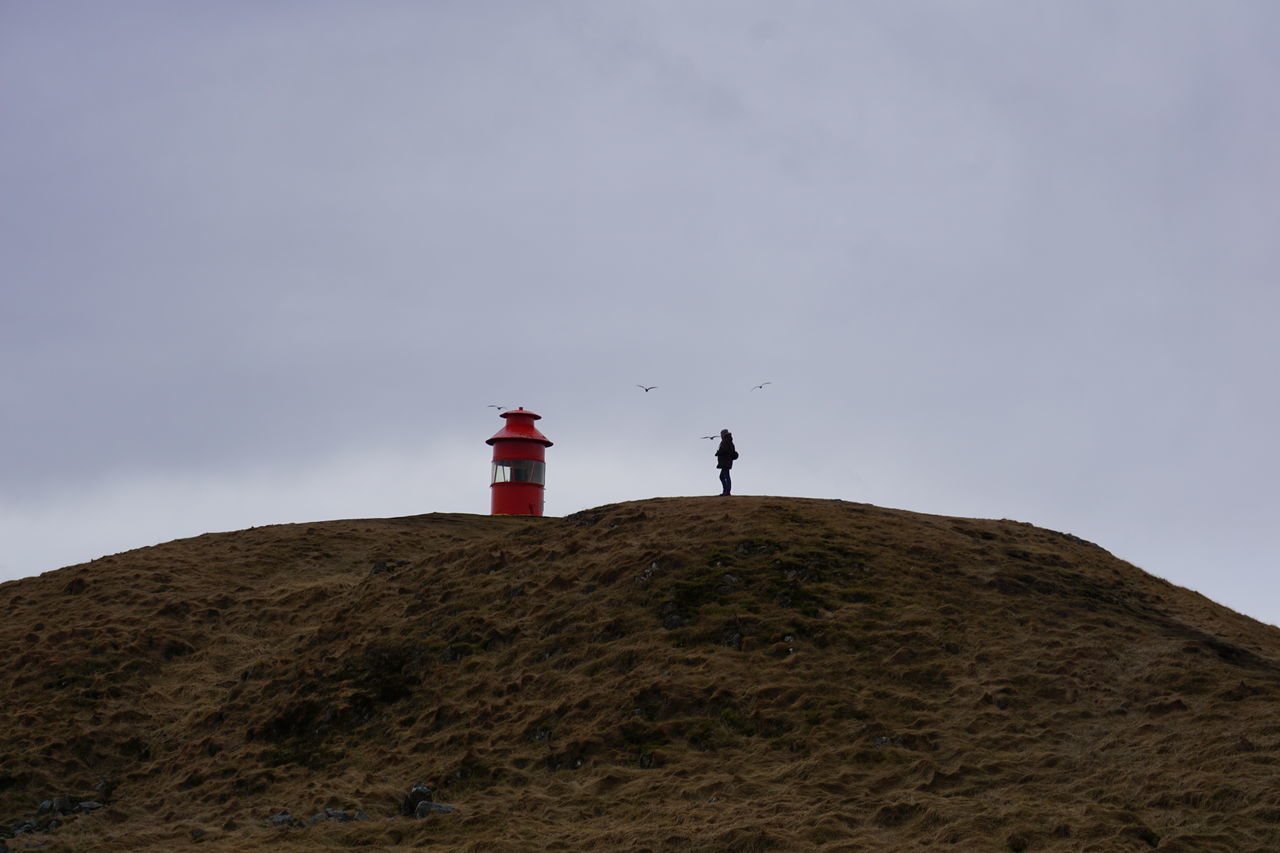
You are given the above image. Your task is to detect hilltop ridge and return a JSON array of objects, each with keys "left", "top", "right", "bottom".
[{"left": 3, "top": 496, "right": 1280, "bottom": 851}]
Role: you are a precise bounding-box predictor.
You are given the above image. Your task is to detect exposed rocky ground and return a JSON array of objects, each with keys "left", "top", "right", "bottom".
[{"left": 3, "top": 496, "right": 1280, "bottom": 851}]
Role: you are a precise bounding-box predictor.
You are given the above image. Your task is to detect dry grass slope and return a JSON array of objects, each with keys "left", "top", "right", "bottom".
[{"left": 3, "top": 496, "right": 1280, "bottom": 851}]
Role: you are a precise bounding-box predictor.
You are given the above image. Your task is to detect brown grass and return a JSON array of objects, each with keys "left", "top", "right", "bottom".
[{"left": 3, "top": 496, "right": 1280, "bottom": 851}]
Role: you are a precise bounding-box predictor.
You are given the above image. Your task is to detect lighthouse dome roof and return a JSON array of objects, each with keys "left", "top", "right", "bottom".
[{"left": 485, "top": 407, "right": 553, "bottom": 446}]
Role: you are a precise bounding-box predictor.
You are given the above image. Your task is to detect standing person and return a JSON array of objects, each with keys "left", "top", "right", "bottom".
[{"left": 715, "top": 429, "right": 738, "bottom": 496}]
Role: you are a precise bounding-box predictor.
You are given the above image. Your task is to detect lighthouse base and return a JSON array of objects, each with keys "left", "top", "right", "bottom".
[{"left": 490, "top": 483, "right": 545, "bottom": 516}]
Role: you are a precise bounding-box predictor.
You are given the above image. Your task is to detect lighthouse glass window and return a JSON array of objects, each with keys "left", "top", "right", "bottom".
[{"left": 492, "top": 459, "right": 546, "bottom": 485}]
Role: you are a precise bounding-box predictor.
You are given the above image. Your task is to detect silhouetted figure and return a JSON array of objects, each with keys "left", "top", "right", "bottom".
[{"left": 715, "top": 429, "right": 738, "bottom": 496}]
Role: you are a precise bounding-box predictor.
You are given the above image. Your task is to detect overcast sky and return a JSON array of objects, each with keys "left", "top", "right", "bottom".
[{"left": 3, "top": 2, "right": 1277, "bottom": 624}]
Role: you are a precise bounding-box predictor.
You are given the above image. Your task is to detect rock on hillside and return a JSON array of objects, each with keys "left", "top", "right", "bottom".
[{"left": 3, "top": 496, "right": 1280, "bottom": 851}]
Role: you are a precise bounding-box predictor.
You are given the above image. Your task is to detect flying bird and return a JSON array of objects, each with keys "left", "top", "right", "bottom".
[
  {"left": 700, "top": 435, "right": 718, "bottom": 440},
  {"left": 637, "top": 385, "right": 657, "bottom": 392},
  {"left": 751, "top": 382, "right": 772, "bottom": 391},
  {"left": 487, "top": 405, "right": 507, "bottom": 411}
]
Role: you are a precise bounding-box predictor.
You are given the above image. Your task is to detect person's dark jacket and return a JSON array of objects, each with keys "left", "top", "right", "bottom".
[{"left": 715, "top": 437, "right": 738, "bottom": 469}]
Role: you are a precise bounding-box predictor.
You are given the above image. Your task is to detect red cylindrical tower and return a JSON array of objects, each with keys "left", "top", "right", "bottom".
[{"left": 486, "top": 407, "right": 553, "bottom": 516}]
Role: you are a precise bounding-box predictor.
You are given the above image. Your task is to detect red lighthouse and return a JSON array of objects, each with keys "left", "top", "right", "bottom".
[{"left": 486, "top": 407, "right": 553, "bottom": 516}]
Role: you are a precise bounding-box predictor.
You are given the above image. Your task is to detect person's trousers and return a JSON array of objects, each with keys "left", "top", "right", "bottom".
[{"left": 719, "top": 468, "right": 731, "bottom": 495}]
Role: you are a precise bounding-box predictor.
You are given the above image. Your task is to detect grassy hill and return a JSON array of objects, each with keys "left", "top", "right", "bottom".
[{"left": 3, "top": 496, "right": 1280, "bottom": 851}]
